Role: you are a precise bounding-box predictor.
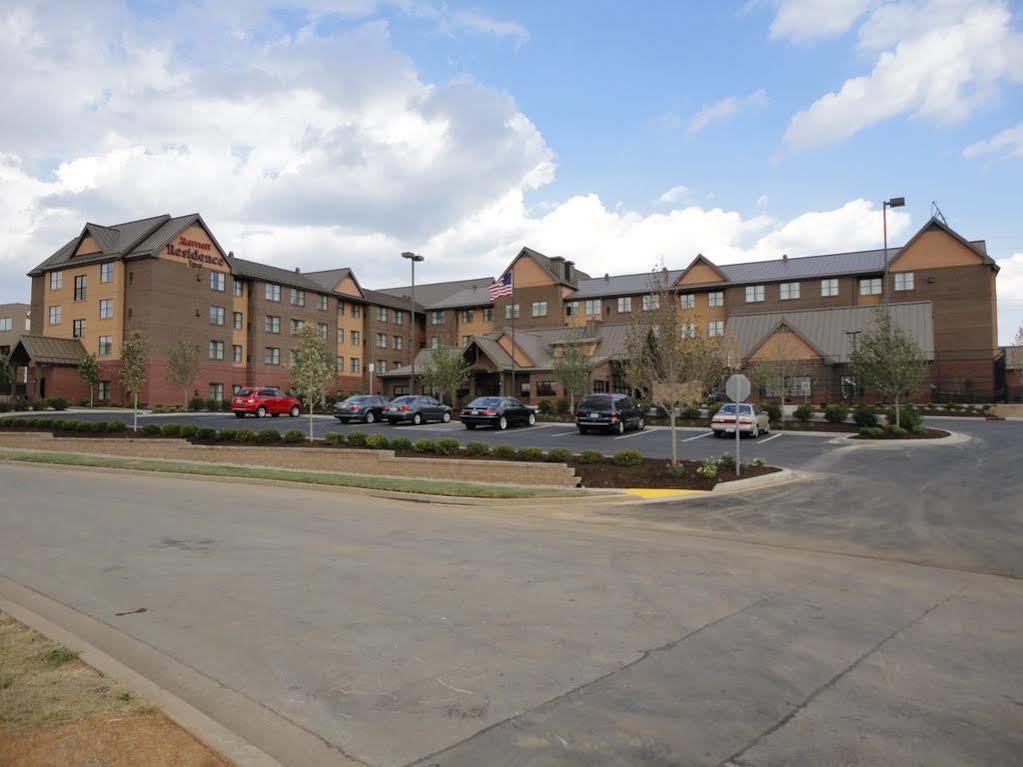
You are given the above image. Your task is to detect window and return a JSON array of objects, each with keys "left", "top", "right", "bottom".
[
  {"left": 48, "top": 306, "right": 62, "bottom": 325},
  {"left": 895, "top": 272, "right": 914, "bottom": 291},
  {"left": 289, "top": 349, "right": 298, "bottom": 366},
  {"left": 536, "top": 380, "right": 557, "bottom": 397},
  {"left": 393, "top": 335, "right": 403, "bottom": 350},
  {"left": 617, "top": 296, "right": 632, "bottom": 313},
  {"left": 859, "top": 278, "right": 882, "bottom": 296},
  {"left": 100, "top": 262, "right": 114, "bottom": 283},
  {"left": 265, "top": 283, "right": 281, "bottom": 302},
  {"left": 462, "top": 335, "right": 472, "bottom": 345},
  {"left": 74, "top": 275, "right": 87, "bottom": 301},
  {"left": 376, "top": 333, "right": 387, "bottom": 348},
  {"left": 233, "top": 344, "right": 243, "bottom": 363},
  {"left": 432, "top": 310, "right": 445, "bottom": 325},
  {"left": 745, "top": 285, "right": 765, "bottom": 303},
  {"left": 337, "top": 356, "right": 344, "bottom": 370},
  {"left": 233, "top": 384, "right": 243, "bottom": 395},
  {"left": 679, "top": 294, "right": 695, "bottom": 309},
  {"left": 351, "top": 305, "right": 361, "bottom": 318},
  {"left": 683, "top": 322, "right": 697, "bottom": 337},
  {"left": 210, "top": 305, "right": 225, "bottom": 325},
  {"left": 585, "top": 299, "right": 601, "bottom": 315},
  {"left": 708, "top": 320, "right": 724, "bottom": 337},
  {"left": 593, "top": 379, "right": 608, "bottom": 393},
  {"left": 72, "top": 319, "right": 85, "bottom": 338},
  {"left": 209, "top": 383, "right": 224, "bottom": 402},
  {"left": 780, "top": 282, "right": 800, "bottom": 300},
  {"left": 290, "top": 288, "right": 305, "bottom": 306},
  {"left": 483, "top": 307, "right": 494, "bottom": 321},
  {"left": 318, "top": 295, "right": 328, "bottom": 311},
  {"left": 98, "top": 381, "right": 111, "bottom": 401},
  {"left": 532, "top": 301, "right": 548, "bottom": 317},
  {"left": 98, "top": 336, "right": 113, "bottom": 356},
  {"left": 350, "top": 330, "right": 360, "bottom": 345},
  {"left": 350, "top": 357, "right": 360, "bottom": 373},
  {"left": 99, "top": 299, "right": 113, "bottom": 319},
  {"left": 431, "top": 336, "right": 441, "bottom": 349},
  {"left": 50, "top": 271, "right": 63, "bottom": 290},
  {"left": 265, "top": 315, "right": 281, "bottom": 334},
  {"left": 393, "top": 309, "right": 403, "bottom": 325},
  {"left": 0, "top": 318, "right": 9, "bottom": 332},
  {"left": 377, "top": 360, "right": 387, "bottom": 374},
  {"left": 317, "top": 323, "right": 328, "bottom": 340},
  {"left": 210, "top": 272, "right": 225, "bottom": 292},
  {"left": 377, "top": 306, "right": 388, "bottom": 322},
  {"left": 337, "top": 328, "right": 345, "bottom": 344},
  {"left": 708, "top": 291, "right": 724, "bottom": 307},
  {"left": 640, "top": 294, "right": 658, "bottom": 311},
  {"left": 565, "top": 301, "right": 579, "bottom": 316},
  {"left": 290, "top": 319, "right": 305, "bottom": 334},
  {"left": 264, "top": 347, "right": 281, "bottom": 366},
  {"left": 820, "top": 278, "right": 839, "bottom": 297},
  {"left": 461, "top": 309, "right": 474, "bottom": 323},
  {"left": 233, "top": 279, "right": 243, "bottom": 297},
  {"left": 337, "top": 302, "right": 345, "bottom": 316},
  {"left": 233, "top": 311, "right": 243, "bottom": 330},
  {"left": 505, "top": 304, "right": 520, "bottom": 320},
  {"left": 209, "top": 340, "right": 224, "bottom": 360}
]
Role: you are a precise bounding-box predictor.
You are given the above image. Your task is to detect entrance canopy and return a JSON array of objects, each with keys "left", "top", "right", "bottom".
[{"left": 8, "top": 335, "right": 88, "bottom": 367}]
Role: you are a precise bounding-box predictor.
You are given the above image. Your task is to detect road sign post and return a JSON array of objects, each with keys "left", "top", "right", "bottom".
[
  {"left": 368, "top": 362, "right": 375, "bottom": 395},
  {"left": 725, "top": 373, "right": 751, "bottom": 477}
]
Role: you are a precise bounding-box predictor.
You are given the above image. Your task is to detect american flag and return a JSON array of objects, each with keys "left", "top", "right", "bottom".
[{"left": 488, "top": 273, "right": 513, "bottom": 299}]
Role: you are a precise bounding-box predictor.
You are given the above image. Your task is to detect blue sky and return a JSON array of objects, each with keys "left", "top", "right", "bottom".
[{"left": 1, "top": 0, "right": 1022, "bottom": 341}]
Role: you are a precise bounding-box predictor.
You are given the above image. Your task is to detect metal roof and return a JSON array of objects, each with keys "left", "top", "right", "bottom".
[
  {"left": 727, "top": 302, "right": 935, "bottom": 365},
  {"left": 226, "top": 256, "right": 331, "bottom": 295},
  {"left": 8, "top": 335, "right": 88, "bottom": 366},
  {"left": 375, "top": 277, "right": 494, "bottom": 308},
  {"left": 572, "top": 270, "right": 685, "bottom": 299},
  {"left": 304, "top": 268, "right": 355, "bottom": 294},
  {"left": 428, "top": 282, "right": 496, "bottom": 309},
  {"left": 1003, "top": 346, "right": 1023, "bottom": 371}
]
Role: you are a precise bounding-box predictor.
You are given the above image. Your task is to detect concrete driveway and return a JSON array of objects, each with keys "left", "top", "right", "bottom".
[{"left": 1, "top": 440, "right": 1021, "bottom": 766}]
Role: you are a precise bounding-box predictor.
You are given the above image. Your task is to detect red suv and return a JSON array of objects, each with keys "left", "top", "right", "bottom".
[{"left": 231, "top": 387, "right": 302, "bottom": 419}]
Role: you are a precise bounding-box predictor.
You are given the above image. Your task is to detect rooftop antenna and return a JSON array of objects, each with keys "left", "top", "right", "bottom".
[{"left": 931, "top": 201, "right": 948, "bottom": 226}]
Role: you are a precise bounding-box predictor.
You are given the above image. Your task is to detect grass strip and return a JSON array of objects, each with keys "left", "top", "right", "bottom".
[{"left": 0, "top": 450, "right": 579, "bottom": 499}]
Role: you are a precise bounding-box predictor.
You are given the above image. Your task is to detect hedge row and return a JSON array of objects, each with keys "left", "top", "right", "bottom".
[{"left": 0, "top": 418, "right": 126, "bottom": 433}]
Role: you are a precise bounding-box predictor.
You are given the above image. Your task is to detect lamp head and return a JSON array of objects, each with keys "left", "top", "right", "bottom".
[
  {"left": 401, "top": 251, "right": 424, "bottom": 262},
  {"left": 886, "top": 197, "right": 906, "bottom": 208}
]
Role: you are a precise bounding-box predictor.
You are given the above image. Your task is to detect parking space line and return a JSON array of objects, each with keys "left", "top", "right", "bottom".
[
  {"left": 682, "top": 431, "right": 712, "bottom": 442},
  {"left": 757, "top": 433, "right": 783, "bottom": 444},
  {"left": 614, "top": 429, "right": 653, "bottom": 440},
  {"left": 550, "top": 429, "right": 580, "bottom": 438}
]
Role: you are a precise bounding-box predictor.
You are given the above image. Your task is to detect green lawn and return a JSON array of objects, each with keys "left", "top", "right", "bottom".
[{"left": 0, "top": 450, "right": 581, "bottom": 499}]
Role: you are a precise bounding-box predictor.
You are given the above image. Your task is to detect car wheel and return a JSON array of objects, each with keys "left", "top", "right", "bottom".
[
  {"left": 413, "top": 413, "right": 423, "bottom": 425},
  {"left": 465, "top": 423, "right": 476, "bottom": 430},
  {"left": 442, "top": 412, "right": 451, "bottom": 423},
  {"left": 256, "top": 406, "right": 267, "bottom": 418},
  {"left": 578, "top": 427, "right": 588, "bottom": 434},
  {"left": 365, "top": 411, "right": 375, "bottom": 424},
  {"left": 751, "top": 425, "right": 759, "bottom": 439},
  {"left": 527, "top": 412, "right": 536, "bottom": 426},
  {"left": 637, "top": 417, "right": 646, "bottom": 430},
  {"left": 615, "top": 420, "right": 625, "bottom": 435},
  {"left": 289, "top": 406, "right": 299, "bottom": 417},
  {"left": 712, "top": 430, "right": 722, "bottom": 438},
  {"left": 497, "top": 416, "right": 508, "bottom": 430},
  {"left": 234, "top": 412, "right": 245, "bottom": 419}
]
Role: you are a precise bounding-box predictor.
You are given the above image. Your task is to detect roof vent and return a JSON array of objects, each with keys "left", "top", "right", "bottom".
[
  {"left": 782, "top": 254, "right": 788, "bottom": 262},
  {"left": 604, "top": 273, "right": 611, "bottom": 282},
  {"left": 228, "top": 250, "right": 234, "bottom": 258},
  {"left": 294, "top": 267, "right": 301, "bottom": 274}
]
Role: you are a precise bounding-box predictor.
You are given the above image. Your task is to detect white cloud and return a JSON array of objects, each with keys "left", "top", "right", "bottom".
[
  {"left": 656, "top": 185, "right": 690, "bottom": 206},
  {"left": 783, "top": 0, "right": 1023, "bottom": 149},
  {"left": 689, "top": 89, "right": 768, "bottom": 134},
  {"left": 446, "top": 10, "right": 530, "bottom": 47},
  {"left": 767, "top": 0, "right": 877, "bottom": 44},
  {"left": 963, "top": 123, "right": 1023, "bottom": 159},
  {"left": 757, "top": 195, "right": 769, "bottom": 208}
]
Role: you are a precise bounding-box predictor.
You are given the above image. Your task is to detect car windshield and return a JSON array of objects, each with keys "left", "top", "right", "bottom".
[
  {"left": 719, "top": 404, "right": 752, "bottom": 415},
  {"left": 468, "top": 397, "right": 501, "bottom": 407},
  {"left": 578, "top": 396, "right": 613, "bottom": 411},
  {"left": 390, "top": 396, "right": 416, "bottom": 405},
  {"left": 346, "top": 396, "right": 373, "bottom": 403},
  {"left": 235, "top": 388, "right": 252, "bottom": 397}
]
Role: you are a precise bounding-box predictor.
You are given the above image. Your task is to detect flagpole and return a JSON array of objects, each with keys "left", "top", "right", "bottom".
[{"left": 510, "top": 271, "right": 516, "bottom": 399}]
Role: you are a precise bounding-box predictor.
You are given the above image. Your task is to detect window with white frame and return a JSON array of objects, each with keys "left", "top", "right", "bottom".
[
  {"left": 337, "top": 301, "right": 345, "bottom": 316},
  {"left": 584, "top": 299, "right": 601, "bottom": 315},
  {"left": 679, "top": 294, "right": 695, "bottom": 309},
  {"left": 98, "top": 381, "right": 111, "bottom": 401},
  {"left": 377, "top": 306, "right": 388, "bottom": 322},
  {"left": 209, "top": 340, "right": 224, "bottom": 360},
  {"left": 432, "top": 310, "right": 444, "bottom": 325},
  {"left": 461, "top": 309, "right": 474, "bottom": 323},
  {"left": 643, "top": 294, "right": 660, "bottom": 311},
  {"left": 337, "top": 356, "right": 344, "bottom": 370},
  {"left": 820, "top": 278, "right": 839, "bottom": 297},
  {"left": 431, "top": 336, "right": 441, "bottom": 349},
  {"left": 745, "top": 285, "right": 765, "bottom": 303},
  {"left": 265, "top": 283, "right": 281, "bottom": 302},
  {"left": 210, "top": 305, "right": 225, "bottom": 325},
  {"left": 684, "top": 322, "right": 697, "bottom": 337},
  {"left": 531, "top": 301, "right": 548, "bottom": 317},
  {"left": 318, "top": 294, "right": 328, "bottom": 311},
  {"left": 98, "top": 336, "right": 113, "bottom": 356},
  {"left": 99, "top": 299, "right": 113, "bottom": 319},
  {"left": 265, "top": 315, "right": 280, "bottom": 334},
  {"left": 210, "top": 272, "right": 225, "bottom": 292},
  {"left": 290, "top": 318, "right": 304, "bottom": 334},
  {"left": 780, "top": 282, "right": 800, "bottom": 300},
  {"left": 72, "top": 319, "right": 85, "bottom": 338},
  {"left": 859, "top": 278, "right": 882, "bottom": 295},
  {"left": 617, "top": 296, "right": 632, "bottom": 313},
  {"left": 315, "top": 323, "right": 327, "bottom": 339},
  {"left": 565, "top": 301, "right": 578, "bottom": 316},
  {"left": 462, "top": 335, "right": 472, "bottom": 345},
  {"left": 894, "top": 272, "right": 914, "bottom": 291},
  {"left": 393, "top": 309, "right": 403, "bottom": 324},
  {"left": 351, "top": 305, "right": 361, "bottom": 318},
  {"left": 393, "top": 335, "right": 402, "bottom": 350},
  {"left": 483, "top": 307, "right": 494, "bottom": 321},
  {"left": 50, "top": 271, "right": 63, "bottom": 290},
  {"left": 233, "top": 279, "right": 243, "bottom": 297},
  {"left": 376, "top": 333, "right": 387, "bottom": 348},
  {"left": 100, "top": 262, "right": 114, "bottom": 283},
  {"left": 505, "top": 304, "right": 520, "bottom": 319},
  {"left": 708, "top": 291, "right": 724, "bottom": 307},
  {"left": 0, "top": 318, "right": 10, "bottom": 332},
  {"left": 233, "top": 345, "right": 243, "bottom": 363},
  {"left": 48, "top": 306, "right": 62, "bottom": 325},
  {"left": 209, "top": 383, "right": 224, "bottom": 402},
  {"left": 350, "top": 330, "right": 360, "bottom": 345},
  {"left": 377, "top": 360, "right": 387, "bottom": 373},
  {"left": 350, "top": 357, "right": 360, "bottom": 373},
  {"left": 708, "top": 320, "right": 724, "bottom": 337},
  {"left": 290, "top": 288, "right": 305, "bottom": 306},
  {"left": 264, "top": 347, "right": 281, "bottom": 365},
  {"left": 233, "top": 311, "right": 243, "bottom": 330}
]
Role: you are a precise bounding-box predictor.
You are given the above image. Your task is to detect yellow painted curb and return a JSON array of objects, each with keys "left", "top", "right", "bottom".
[{"left": 623, "top": 488, "right": 709, "bottom": 499}]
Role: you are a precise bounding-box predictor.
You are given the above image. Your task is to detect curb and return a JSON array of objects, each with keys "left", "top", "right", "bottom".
[
  {"left": 607, "top": 468, "right": 809, "bottom": 506},
  {"left": 829, "top": 429, "right": 971, "bottom": 448}
]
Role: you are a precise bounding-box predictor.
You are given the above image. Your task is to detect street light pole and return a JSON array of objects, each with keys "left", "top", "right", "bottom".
[
  {"left": 882, "top": 196, "right": 905, "bottom": 306},
  {"left": 402, "top": 252, "right": 424, "bottom": 395}
]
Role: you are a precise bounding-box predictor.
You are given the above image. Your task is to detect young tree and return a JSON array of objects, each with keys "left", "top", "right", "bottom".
[
  {"left": 850, "top": 308, "right": 927, "bottom": 428},
  {"left": 286, "top": 324, "right": 337, "bottom": 442},
  {"left": 1014, "top": 321, "right": 1023, "bottom": 348},
  {"left": 78, "top": 353, "right": 100, "bottom": 407},
  {"left": 120, "top": 331, "right": 149, "bottom": 431},
  {"left": 624, "top": 267, "right": 730, "bottom": 467},
  {"left": 0, "top": 355, "right": 12, "bottom": 396},
  {"left": 421, "top": 346, "right": 470, "bottom": 407},
  {"left": 166, "top": 337, "right": 200, "bottom": 409},
  {"left": 743, "top": 327, "right": 816, "bottom": 410},
  {"left": 552, "top": 342, "right": 593, "bottom": 409}
]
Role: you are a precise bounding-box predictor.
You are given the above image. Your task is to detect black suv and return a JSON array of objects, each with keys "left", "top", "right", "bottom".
[{"left": 576, "top": 393, "right": 645, "bottom": 435}]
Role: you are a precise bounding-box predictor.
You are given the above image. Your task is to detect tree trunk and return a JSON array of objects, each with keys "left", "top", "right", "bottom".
[
  {"left": 894, "top": 396, "right": 900, "bottom": 428},
  {"left": 133, "top": 394, "right": 139, "bottom": 432},
  {"left": 669, "top": 409, "right": 678, "bottom": 467},
  {"left": 570, "top": 392, "right": 574, "bottom": 410},
  {"left": 308, "top": 402, "right": 314, "bottom": 442},
  {"left": 89, "top": 387, "right": 94, "bottom": 407}
]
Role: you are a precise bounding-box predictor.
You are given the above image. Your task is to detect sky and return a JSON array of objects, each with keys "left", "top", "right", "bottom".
[{"left": 1, "top": 0, "right": 1021, "bottom": 343}]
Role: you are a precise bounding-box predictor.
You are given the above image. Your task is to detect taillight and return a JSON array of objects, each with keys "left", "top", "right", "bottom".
[
  {"left": 483, "top": 409, "right": 496, "bottom": 416},
  {"left": 461, "top": 409, "right": 470, "bottom": 415},
  {"left": 611, "top": 411, "right": 619, "bottom": 419},
  {"left": 401, "top": 405, "right": 409, "bottom": 411},
  {"left": 351, "top": 404, "right": 360, "bottom": 410}
]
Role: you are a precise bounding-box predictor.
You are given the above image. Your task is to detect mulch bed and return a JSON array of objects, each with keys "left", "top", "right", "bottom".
[
  {"left": 851, "top": 428, "right": 950, "bottom": 440},
  {"left": 572, "top": 458, "right": 779, "bottom": 490}
]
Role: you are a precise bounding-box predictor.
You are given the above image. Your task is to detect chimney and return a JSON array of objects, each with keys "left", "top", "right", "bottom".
[
  {"left": 604, "top": 273, "right": 611, "bottom": 282},
  {"left": 564, "top": 260, "right": 575, "bottom": 283},
  {"left": 549, "top": 256, "right": 565, "bottom": 279},
  {"left": 294, "top": 267, "right": 301, "bottom": 274},
  {"left": 228, "top": 250, "right": 234, "bottom": 258},
  {"left": 782, "top": 254, "right": 788, "bottom": 262}
]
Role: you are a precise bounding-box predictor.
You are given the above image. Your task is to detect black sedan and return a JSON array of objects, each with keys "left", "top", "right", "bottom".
[
  {"left": 384, "top": 395, "right": 452, "bottom": 425},
  {"left": 334, "top": 394, "right": 388, "bottom": 424},
  {"left": 460, "top": 396, "right": 536, "bottom": 430}
]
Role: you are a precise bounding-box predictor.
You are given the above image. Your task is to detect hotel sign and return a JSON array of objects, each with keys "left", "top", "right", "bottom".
[{"left": 166, "top": 235, "right": 226, "bottom": 268}]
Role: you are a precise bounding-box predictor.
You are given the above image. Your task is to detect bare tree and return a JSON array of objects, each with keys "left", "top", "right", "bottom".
[
  {"left": 287, "top": 324, "right": 338, "bottom": 442},
  {"left": 1014, "top": 321, "right": 1023, "bottom": 347},
  {"left": 120, "top": 331, "right": 149, "bottom": 431},
  {"left": 421, "top": 346, "right": 470, "bottom": 407},
  {"left": 552, "top": 342, "right": 592, "bottom": 409},
  {"left": 743, "top": 326, "right": 816, "bottom": 410},
  {"left": 78, "top": 353, "right": 100, "bottom": 406},
  {"left": 166, "top": 337, "right": 200, "bottom": 409},
  {"left": 850, "top": 308, "right": 927, "bottom": 428}
]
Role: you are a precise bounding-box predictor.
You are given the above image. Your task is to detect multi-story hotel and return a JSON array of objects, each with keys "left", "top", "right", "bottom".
[{"left": 7, "top": 212, "right": 1003, "bottom": 405}]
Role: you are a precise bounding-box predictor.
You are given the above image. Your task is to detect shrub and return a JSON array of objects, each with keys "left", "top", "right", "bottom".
[
  {"left": 761, "top": 402, "right": 783, "bottom": 423},
  {"left": 696, "top": 459, "right": 719, "bottom": 480},
  {"left": 436, "top": 438, "right": 460, "bottom": 456},
  {"left": 706, "top": 402, "right": 724, "bottom": 417},
  {"left": 554, "top": 397, "right": 570, "bottom": 415},
  {"left": 612, "top": 449, "right": 643, "bottom": 467},
  {"left": 580, "top": 449, "right": 604, "bottom": 464},
  {"left": 347, "top": 431, "right": 368, "bottom": 447},
  {"left": 281, "top": 429, "right": 304, "bottom": 443},
  {"left": 824, "top": 403, "right": 849, "bottom": 424},
  {"left": 793, "top": 404, "right": 814, "bottom": 422},
  {"left": 492, "top": 444, "right": 516, "bottom": 460},
  {"left": 46, "top": 397, "right": 68, "bottom": 411},
  {"left": 161, "top": 423, "right": 182, "bottom": 437},
  {"left": 365, "top": 433, "right": 390, "bottom": 449},
  {"left": 752, "top": 457, "right": 766, "bottom": 468},
  {"left": 196, "top": 426, "right": 216, "bottom": 440},
  {"left": 718, "top": 451, "right": 736, "bottom": 469},
  {"left": 389, "top": 437, "right": 413, "bottom": 452},
  {"left": 885, "top": 404, "right": 922, "bottom": 430},
  {"left": 537, "top": 400, "right": 553, "bottom": 415},
  {"left": 215, "top": 428, "right": 236, "bottom": 442},
  {"left": 465, "top": 441, "right": 491, "bottom": 457},
  {"left": 853, "top": 403, "right": 877, "bottom": 427},
  {"left": 206, "top": 398, "right": 220, "bottom": 412},
  {"left": 76, "top": 421, "right": 93, "bottom": 432},
  {"left": 324, "top": 432, "right": 346, "bottom": 446},
  {"left": 235, "top": 429, "right": 256, "bottom": 444},
  {"left": 858, "top": 426, "right": 885, "bottom": 438},
  {"left": 0, "top": 402, "right": 9, "bottom": 414},
  {"left": 680, "top": 403, "right": 701, "bottom": 420},
  {"left": 546, "top": 447, "right": 573, "bottom": 463},
  {"left": 516, "top": 446, "right": 544, "bottom": 462},
  {"left": 90, "top": 421, "right": 108, "bottom": 433},
  {"left": 107, "top": 420, "right": 126, "bottom": 433},
  {"left": 256, "top": 428, "right": 280, "bottom": 443},
  {"left": 413, "top": 439, "right": 437, "bottom": 454},
  {"left": 888, "top": 425, "right": 908, "bottom": 438},
  {"left": 142, "top": 424, "right": 162, "bottom": 436},
  {"left": 188, "top": 396, "right": 205, "bottom": 411},
  {"left": 180, "top": 424, "right": 198, "bottom": 438},
  {"left": 911, "top": 424, "right": 927, "bottom": 436},
  {"left": 77, "top": 398, "right": 90, "bottom": 407},
  {"left": 12, "top": 399, "right": 29, "bottom": 411}
]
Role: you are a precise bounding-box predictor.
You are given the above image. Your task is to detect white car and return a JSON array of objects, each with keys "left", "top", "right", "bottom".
[{"left": 711, "top": 403, "right": 771, "bottom": 438}]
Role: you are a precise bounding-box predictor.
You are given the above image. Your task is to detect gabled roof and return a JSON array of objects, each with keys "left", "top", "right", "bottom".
[
  {"left": 360, "top": 288, "right": 419, "bottom": 312},
  {"left": 892, "top": 216, "right": 996, "bottom": 269},
  {"left": 226, "top": 256, "right": 329, "bottom": 295},
  {"left": 8, "top": 335, "right": 88, "bottom": 366},
  {"left": 674, "top": 254, "right": 729, "bottom": 286},
  {"left": 29, "top": 214, "right": 181, "bottom": 275},
  {"left": 744, "top": 319, "right": 828, "bottom": 362},
  {"left": 501, "top": 246, "right": 588, "bottom": 288},
  {"left": 304, "top": 268, "right": 361, "bottom": 296}
]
